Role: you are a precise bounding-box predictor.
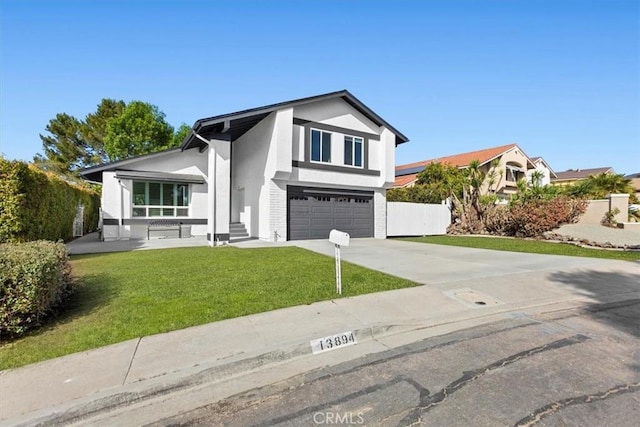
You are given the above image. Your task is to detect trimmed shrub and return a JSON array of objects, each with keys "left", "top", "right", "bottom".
[
  {"left": 0, "top": 241, "right": 73, "bottom": 339},
  {"left": 0, "top": 159, "right": 100, "bottom": 243}
]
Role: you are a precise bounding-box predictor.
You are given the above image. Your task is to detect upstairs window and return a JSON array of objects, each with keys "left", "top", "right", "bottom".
[
  {"left": 344, "top": 136, "right": 363, "bottom": 167},
  {"left": 132, "top": 181, "right": 189, "bottom": 217},
  {"left": 311, "top": 129, "right": 331, "bottom": 163}
]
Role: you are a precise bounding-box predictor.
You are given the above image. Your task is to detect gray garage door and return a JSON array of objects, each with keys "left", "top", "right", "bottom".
[{"left": 288, "top": 186, "right": 374, "bottom": 240}]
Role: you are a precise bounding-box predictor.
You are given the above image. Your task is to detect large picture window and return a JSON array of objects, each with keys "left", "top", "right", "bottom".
[
  {"left": 132, "top": 181, "right": 189, "bottom": 217},
  {"left": 344, "top": 135, "right": 363, "bottom": 167},
  {"left": 311, "top": 129, "right": 331, "bottom": 163}
]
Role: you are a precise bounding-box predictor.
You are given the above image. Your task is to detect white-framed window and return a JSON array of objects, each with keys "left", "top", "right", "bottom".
[
  {"left": 132, "top": 181, "right": 189, "bottom": 217},
  {"left": 344, "top": 135, "right": 363, "bottom": 167},
  {"left": 311, "top": 129, "right": 331, "bottom": 163}
]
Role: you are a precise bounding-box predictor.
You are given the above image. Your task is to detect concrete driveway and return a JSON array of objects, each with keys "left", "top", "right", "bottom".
[
  {"left": 293, "top": 237, "right": 613, "bottom": 285},
  {"left": 293, "top": 238, "right": 640, "bottom": 309}
]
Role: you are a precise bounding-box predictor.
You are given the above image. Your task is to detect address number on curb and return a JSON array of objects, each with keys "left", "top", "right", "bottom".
[{"left": 310, "top": 331, "right": 357, "bottom": 355}]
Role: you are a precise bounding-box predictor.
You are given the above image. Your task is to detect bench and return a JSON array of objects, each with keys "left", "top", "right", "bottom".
[{"left": 147, "top": 220, "right": 181, "bottom": 240}]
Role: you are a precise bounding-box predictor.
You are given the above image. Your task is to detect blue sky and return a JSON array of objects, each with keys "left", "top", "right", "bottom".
[{"left": 1, "top": 0, "right": 639, "bottom": 174}]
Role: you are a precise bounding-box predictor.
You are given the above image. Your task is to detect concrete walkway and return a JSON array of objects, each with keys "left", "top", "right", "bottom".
[
  {"left": 2, "top": 240, "right": 640, "bottom": 425},
  {"left": 66, "top": 232, "right": 209, "bottom": 255}
]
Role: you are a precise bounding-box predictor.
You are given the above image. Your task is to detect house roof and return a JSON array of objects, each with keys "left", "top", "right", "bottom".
[
  {"left": 394, "top": 174, "right": 419, "bottom": 188},
  {"left": 79, "top": 148, "right": 183, "bottom": 183},
  {"left": 552, "top": 167, "right": 614, "bottom": 182},
  {"left": 181, "top": 90, "right": 409, "bottom": 151},
  {"left": 396, "top": 143, "right": 521, "bottom": 177}
]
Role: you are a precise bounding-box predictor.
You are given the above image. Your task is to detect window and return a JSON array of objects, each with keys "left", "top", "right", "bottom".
[
  {"left": 505, "top": 163, "right": 525, "bottom": 183},
  {"left": 344, "top": 136, "right": 363, "bottom": 167},
  {"left": 132, "top": 181, "right": 189, "bottom": 217},
  {"left": 311, "top": 129, "right": 331, "bottom": 163}
]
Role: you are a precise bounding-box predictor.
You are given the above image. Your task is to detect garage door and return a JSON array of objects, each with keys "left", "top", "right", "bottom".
[{"left": 288, "top": 186, "right": 374, "bottom": 240}]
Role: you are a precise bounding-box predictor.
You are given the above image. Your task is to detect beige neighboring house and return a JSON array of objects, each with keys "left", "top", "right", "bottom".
[
  {"left": 550, "top": 166, "right": 615, "bottom": 186},
  {"left": 625, "top": 173, "right": 640, "bottom": 199},
  {"left": 394, "top": 143, "right": 535, "bottom": 201}
]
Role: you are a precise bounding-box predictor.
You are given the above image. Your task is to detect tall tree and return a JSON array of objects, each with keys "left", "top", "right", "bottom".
[
  {"left": 34, "top": 113, "right": 85, "bottom": 174},
  {"left": 82, "top": 99, "right": 126, "bottom": 164},
  {"left": 35, "top": 99, "right": 186, "bottom": 175},
  {"left": 104, "top": 101, "right": 176, "bottom": 160}
]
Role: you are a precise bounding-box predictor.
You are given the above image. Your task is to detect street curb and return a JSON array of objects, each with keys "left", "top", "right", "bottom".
[{"left": 7, "top": 324, "right": 412, "bottom": 427}]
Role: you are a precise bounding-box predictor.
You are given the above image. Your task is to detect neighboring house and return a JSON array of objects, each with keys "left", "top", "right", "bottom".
[
  {"left": 80, "top": 90, "right": 408, "bottom": 244},
  {"left": 394, "top": 143, "right": 535, "bottom": 200},
  {"left": 624, "top": 172, "right": 640, "bottom": 199},
  {"left": 550, "top": 167, "right": 615, "bottom": 186},
  {"left": 527, "top": 156, "right": 557, "bottom": 186}
]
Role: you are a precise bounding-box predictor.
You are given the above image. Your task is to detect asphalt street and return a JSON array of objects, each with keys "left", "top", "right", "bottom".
[{"left": 154, "top": 299, "right": 640, "bottom": 427}]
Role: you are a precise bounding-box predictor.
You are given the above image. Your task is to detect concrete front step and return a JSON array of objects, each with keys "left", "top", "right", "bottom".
[{"left": 230, "top": 223, "right": 249, "bottom": 239}]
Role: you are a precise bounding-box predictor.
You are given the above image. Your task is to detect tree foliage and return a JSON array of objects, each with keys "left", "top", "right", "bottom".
[
  {"left": 35, "top": 99, "right": 185, "bottom": 175},
  {"left": 83, "top": 99, "right": 126, "bottom": 164},
  {"left": 559, "top": 173, "right": 637, "bottom": 203},
  {"left": 388, "top": 162, "right": 465, "bottom": 204},
  {"left": 173, "top": 123, "right": 192, "bottom": 147},
  {"left": 104, "top": 101, "right": 176, "bottom": 160},
  {"left": 35, "top": 113, "right": 85, "bottom": 174}
]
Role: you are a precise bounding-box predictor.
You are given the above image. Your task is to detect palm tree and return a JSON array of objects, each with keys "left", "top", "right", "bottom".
[
  {"left": 587, "top": 173, "right": 634, "bottom": 198},
  {"left": 529, "top": 170, "right": 544, "bottom": 188}
]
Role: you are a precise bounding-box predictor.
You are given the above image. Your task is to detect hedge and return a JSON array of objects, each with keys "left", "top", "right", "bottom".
[
  {"left": 0, "top": 241, "right": 73, "bottom": 339},
  {"left": 0, "top": 159, "right": 100, "bottom": 243}
]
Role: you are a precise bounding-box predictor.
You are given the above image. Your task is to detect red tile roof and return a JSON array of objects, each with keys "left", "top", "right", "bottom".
[
  {"left": 394, "top": 174, "right": 418, "bottom": 187},
  {"left": 396, "top": 143, "right": 518, "bottom": 174},
  {"left": 552, "top": 167, "right": 614, "bottom": 181}
]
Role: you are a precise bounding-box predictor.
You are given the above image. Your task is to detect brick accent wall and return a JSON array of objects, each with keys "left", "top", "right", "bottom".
[
  {"left": 374, "top": 189, "right": 387, "bottom": 239},
  {"left": 269, "top": 180, "right": 288, "bottom": 241}
]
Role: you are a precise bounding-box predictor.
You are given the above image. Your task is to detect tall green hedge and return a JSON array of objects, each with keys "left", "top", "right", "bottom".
[{"left": 0, "top": 159, "right": 100, "bottom": 243}]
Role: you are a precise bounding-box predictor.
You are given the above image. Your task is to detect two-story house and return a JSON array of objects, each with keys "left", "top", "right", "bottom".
[
  {"left": 80, "top": 90, "right": 408, "bottom": 244},
  {"left": 394, "top": 143, "right": 535, "bottom": 201}
]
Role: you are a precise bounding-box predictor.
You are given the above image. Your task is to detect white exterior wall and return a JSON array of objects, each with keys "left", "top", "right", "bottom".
[
  {"left": 232, "top": 112, "right": 277, "bottom": 240},
  {"left": 101, "top": 171, "right": 122, "bottom": 240},
  {"left": 379, "top": 127, "right": 396, "bottom": 187},
  {"left": 526, "top": 160, "right": 552, "bottom": 186},
  {"left": 294, "top": 98, "right": 379, "bottom": 134},
  {"left": 387, "top": 202, "right": 451, "bottom": 236}
]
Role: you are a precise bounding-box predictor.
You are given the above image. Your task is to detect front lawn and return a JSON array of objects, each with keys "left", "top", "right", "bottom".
[
  {"left": 0, "top": 246, "right": 416, "bottom": 370},
  {"left": 400, "top": 235, "right": 640, "bottom": 261}
]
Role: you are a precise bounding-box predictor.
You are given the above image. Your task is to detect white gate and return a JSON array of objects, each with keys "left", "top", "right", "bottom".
[
  {"left": 387, "top": 202, "right": 451, "bottom": 236},
  {"left": 73, "top": 205, "right": 84, "bottom": 237}
]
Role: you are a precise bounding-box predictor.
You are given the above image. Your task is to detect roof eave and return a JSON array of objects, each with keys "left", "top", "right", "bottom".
[{"left": 181, "top": 90, "right": 409, "bottom": 150}]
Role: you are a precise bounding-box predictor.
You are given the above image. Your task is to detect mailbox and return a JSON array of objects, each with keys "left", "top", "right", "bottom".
[{"left": 329, "top": 229, "right": 350, "bottom": 247}]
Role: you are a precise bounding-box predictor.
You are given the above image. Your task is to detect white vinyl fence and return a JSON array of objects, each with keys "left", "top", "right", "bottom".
[{"left": 387, "top": 202, "right": 451, "bottom": 236}]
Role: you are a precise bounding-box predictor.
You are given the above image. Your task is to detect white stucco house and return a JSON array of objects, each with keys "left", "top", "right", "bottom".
[
  {"left": 526, "top": 156, "right": 557, "bottom": 187},
  {"left": 80, "top": 90, "right": 409, "bottom": 244}
]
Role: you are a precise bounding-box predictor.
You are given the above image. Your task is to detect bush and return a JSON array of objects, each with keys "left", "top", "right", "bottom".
[
  {"left": 499, "top": 196, "right": 588, "bottom": 238},
  {"left": 0, "top": 241, "right": 72, "bottom": 339},
  {"left": 0, "top": 159, "right": 100, "bottom": 243}
]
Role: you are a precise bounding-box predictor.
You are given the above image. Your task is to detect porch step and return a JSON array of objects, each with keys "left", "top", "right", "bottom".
[{"left": 229, "top": 222, "right": 249, "bottom": 240}]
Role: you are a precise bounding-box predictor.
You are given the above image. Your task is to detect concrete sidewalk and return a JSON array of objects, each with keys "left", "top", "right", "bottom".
[{"left": 2, "top": 240, "right": 640, "bottom": 426}]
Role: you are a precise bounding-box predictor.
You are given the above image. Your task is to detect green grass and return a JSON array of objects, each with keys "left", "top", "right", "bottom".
[
  {"left": 400, "top": 235, "right": 640, "bottom": 261},
  {"left": 0, "top": 246, "right": 416, "bottom": 370}
]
